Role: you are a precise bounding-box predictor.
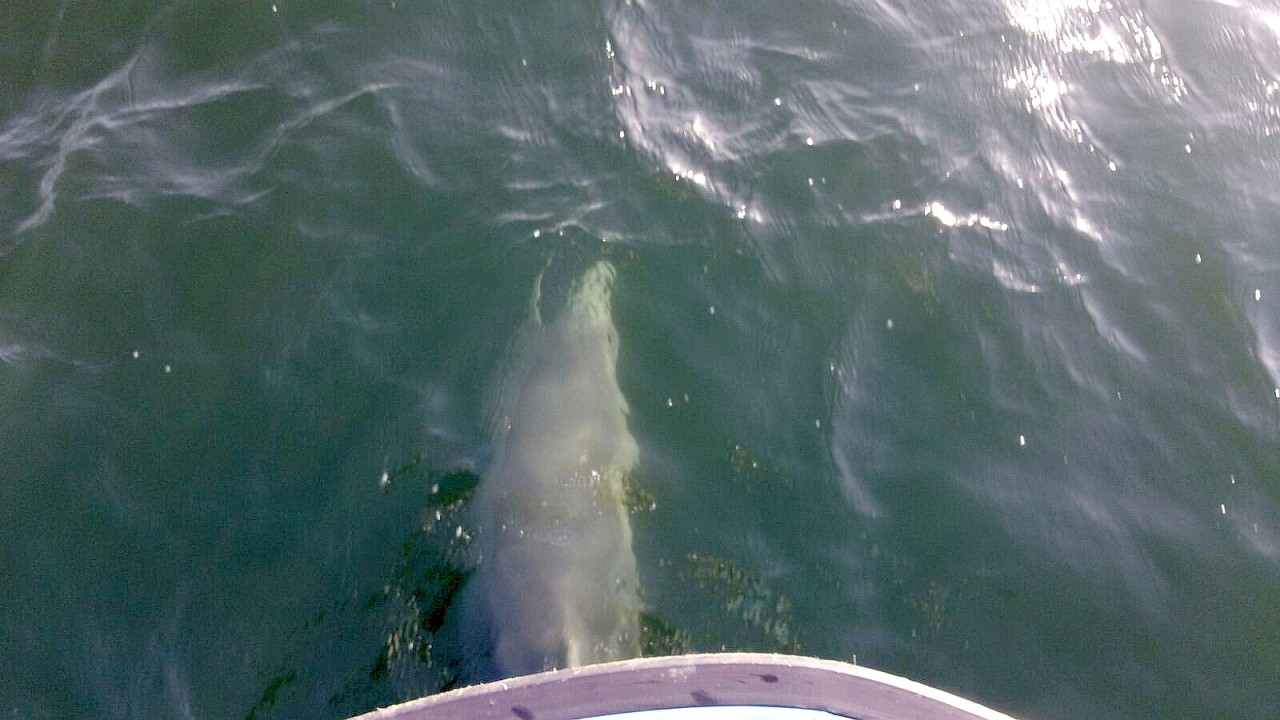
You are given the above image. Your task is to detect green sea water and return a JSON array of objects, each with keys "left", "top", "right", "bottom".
[{"left": 2, "top": 1, "right": 1279, "bottom": 718}]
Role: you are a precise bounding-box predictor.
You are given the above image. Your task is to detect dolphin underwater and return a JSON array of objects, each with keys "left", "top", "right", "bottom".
[{"left": 463, "top": 260, "right": 642, "bottom": 679}]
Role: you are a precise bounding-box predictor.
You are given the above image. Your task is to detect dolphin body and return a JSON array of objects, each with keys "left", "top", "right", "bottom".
[{"left": 464, "top": 260, "right": 642, "bottom": 679}]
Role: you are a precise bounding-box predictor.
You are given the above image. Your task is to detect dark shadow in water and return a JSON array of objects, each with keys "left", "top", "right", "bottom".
[{"left": 242, "top": 457, "right": 479, "bottom": 720}]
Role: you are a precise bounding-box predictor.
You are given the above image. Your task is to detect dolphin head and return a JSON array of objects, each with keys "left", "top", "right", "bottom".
[{"left": 563, "top": 261, "right": 621, "bottom": 363}]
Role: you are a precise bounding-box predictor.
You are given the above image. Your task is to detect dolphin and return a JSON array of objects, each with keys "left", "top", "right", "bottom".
[{"left": 464, "top": 260, "right": 642, "bottom": 679}]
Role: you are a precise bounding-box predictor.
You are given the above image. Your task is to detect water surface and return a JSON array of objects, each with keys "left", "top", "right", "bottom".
[{"left": 2, "top": 1, "right": 1279, "bottom": 718}]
